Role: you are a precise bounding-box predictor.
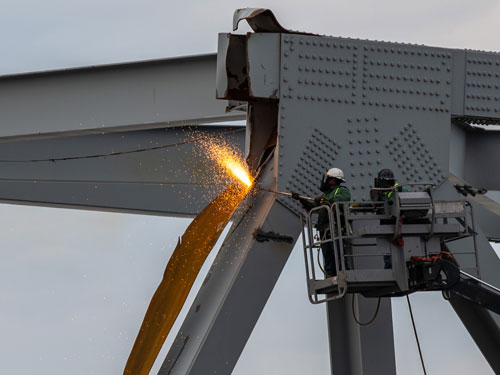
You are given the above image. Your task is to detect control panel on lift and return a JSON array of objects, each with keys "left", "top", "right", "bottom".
[{"left": 301, "top": 184, "right": 500, "bottom": 315}]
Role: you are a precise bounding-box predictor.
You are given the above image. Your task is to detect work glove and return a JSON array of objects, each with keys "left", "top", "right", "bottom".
[{"left": 291, "top": 192, "right": 301, "bottom": 200}]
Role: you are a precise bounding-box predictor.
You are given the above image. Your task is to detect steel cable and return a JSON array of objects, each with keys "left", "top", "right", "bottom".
[
  {"left": 0, "top": 128, "right": 244, "bottom": 163},
  {"left": 352, "top": 295, "right": 381, "bottom": 326},
  {"left": 406, "top": 295, "right": 427, "bottom": 375}
]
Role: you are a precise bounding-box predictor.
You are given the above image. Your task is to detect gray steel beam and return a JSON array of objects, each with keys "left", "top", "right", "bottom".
[
  {"left": 450, "top": 122, "right": 500, "bottom": 191},
  {"left": 327, "top": 295, "right": 396, "bottom": 375},
  {"left": 355, "top": 296, "right": 395, "bottom": 375},
  {"left": 462, "top": 51, "right": 500, "bottom": 121},
  {"left": 449, "top": 123, "right": 467, "bottom": 179},
  {"left": 0, "top": 54, "right": 244, "bottom": 140},
  {"left": 159, "top": 160, "right": 302, "bottom": 374},
  {"left": 448, "top": 173, "right": 500, "bottom": 241},
  {"left": 273, "top": 32, "right": 457, "bottom": 374},
  {"left": 215, "top": 20, "right": 402, "bottom": 374},
  {"left": 449, "top": 297, "right": 500, "bottom": 373},
  {"left": 220, "top": 11, "right": 500, "bottom": 373},
  {"left": 464, "top": 129, "right": 500, "bottom": 190},
  {"left": 0, "top": 126, "right": 244, "bottom": 216},
  {"left": 326, "top": 295, "right": 362, "bottom": 375},
  {"left": 1, "top": 7, "right": 499, "bottom": 374},
  {"left": 434, "top": 180, "right": 500, "bottom": 372}
]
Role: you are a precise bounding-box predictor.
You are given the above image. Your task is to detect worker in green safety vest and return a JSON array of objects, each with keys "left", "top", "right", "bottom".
[
  {"left": 372, "top": 168, "right": 407, "bottom": 203},
  {"left": 291, "top": 168, "right": 350, "bottom": 277},
  {"left": 372, "top": 168, "right": 407, "bottom": 269}
]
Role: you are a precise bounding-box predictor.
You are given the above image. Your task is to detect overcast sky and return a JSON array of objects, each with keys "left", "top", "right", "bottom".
[
  {"left": 2, "top": 0, "right": 500, "bottom": 76},
  {"left": 1, "top": 1, "right": 500, "bottom": 374}
]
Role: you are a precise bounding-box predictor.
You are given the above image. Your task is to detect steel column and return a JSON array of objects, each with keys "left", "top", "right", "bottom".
[
  {"left": 326, "top": 295, "right": 395, "bottom": 375},
  {"left": 434, "top": 180, "right": 500, "bottom": 370},
  {"left": 449, "top": 297, "right": 500, "bottom": 373},
  {"left": 159, "top": 160, "right": 302, "bottom": 374}
]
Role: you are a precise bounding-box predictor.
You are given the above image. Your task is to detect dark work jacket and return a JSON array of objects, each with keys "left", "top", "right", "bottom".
[
  {"left": 300, "top": 185, "right": 351, "bottom": 232},
  {"left": 380, "top": 182, "right": 407, "bottom": 202}
]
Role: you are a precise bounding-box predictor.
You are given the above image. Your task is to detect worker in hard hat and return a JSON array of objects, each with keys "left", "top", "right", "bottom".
[
  {"left": 371, "top": 168, "right": 406, "bottom": 203},
  {"left": 371, "top": 168, "right": 407, "bottom": 269},
  {"left": 292, "top": 168, "right": 350, "bottom": 277}
]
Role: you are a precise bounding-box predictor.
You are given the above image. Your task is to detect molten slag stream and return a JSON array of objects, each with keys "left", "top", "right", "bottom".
[
  {"left": 124, "top": 145, "right": 253, "bottom": 375},
  {"left": 124, "top": 184, "right": 250, "bottom": 375},
  {"left": 224, "top": 159, "right": 253, "bottom": 187},
  {"left": 209, "top": 143, "right": 254, "bottom": 188}
]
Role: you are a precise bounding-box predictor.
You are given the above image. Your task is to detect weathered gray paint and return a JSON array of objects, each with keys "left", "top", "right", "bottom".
[
  {"left": 327, "top": 296, "right": 396, "bottom": 375},
  {"left": 464, "top": 129, "right": 500, "bottom": 190},
  {"left": 434, "top": 180, "right": 500, "bottom": 373},
  {"left": 159, "top": 160, "right": 302, "bottom": 375},
  {"left": 246, "top": 33, "right": 281, "bottom": 99},
  {"left": 206, "top": 12, "right": 500, "bottom": 373},
  {"left": 449, "top": 173, "right": 500, "bottom": 242},
  {"left": 0, "top": 126, "right": 245, "bottom": 216},
  {"left": 449, "top": 123, "right": 467, "bottom": 179},
  {"left": 273, "top": 33, "right": 454, "bottom": 374},
  {"left": 1, "top": 8, "right": 500, "bottom": 375},
  {"left": 0, "top": 54, "right": 244, "bottom": 140},
  {"left": 463, "top": 51, "right": 500, "bottom": 119}
]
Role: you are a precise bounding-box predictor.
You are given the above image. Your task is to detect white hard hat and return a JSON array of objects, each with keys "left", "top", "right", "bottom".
[{"left": 326, "top": 167, "right": 345, "bottom": 182}]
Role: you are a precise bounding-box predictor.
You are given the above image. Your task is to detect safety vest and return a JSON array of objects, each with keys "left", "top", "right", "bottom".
[
  {"left": 386, "top": 183, "right": 399, "bottom": 201},
  {"left": 323, "top": 186, "right": 344, "bottom": 201}
]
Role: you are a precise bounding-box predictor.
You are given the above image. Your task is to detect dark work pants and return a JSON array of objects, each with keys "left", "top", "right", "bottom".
[
  {"left": 383, "top": 255, "right": 392, "bottom": 269},
  {"left": 321, "top": 240, "right": 337, "bottom": 277},
  {"left": 381, "top": 218, "right": 395, "bottom": 269}
]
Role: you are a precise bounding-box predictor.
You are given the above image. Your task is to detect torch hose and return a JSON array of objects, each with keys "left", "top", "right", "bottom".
[{"left": 256, "top": 187, "right": 315, "bottom": 201}]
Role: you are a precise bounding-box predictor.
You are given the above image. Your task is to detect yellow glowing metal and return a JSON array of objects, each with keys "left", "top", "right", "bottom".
[
  {"left": 124, "top": 183, "right": 249, "bottom": 375},
  {"left": 224, "top": 159, "right": 253, "bottom": 187},
  {"left": 124, "top": 136, "right": 254, "bottom": 374},
  {"left": 202, "top": 141, "right": 254, "bottom": 189}
]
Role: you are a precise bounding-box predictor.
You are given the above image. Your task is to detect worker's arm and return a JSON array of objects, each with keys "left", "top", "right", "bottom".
[
  {"left": 291, "top": 192, "right": 320, "bottom": 210},
  {"left": 299, "top": 197, "right": 320, "bottom": 211},
  {"left": 387, "top": 185, "right": 407, "bottom": 203}
]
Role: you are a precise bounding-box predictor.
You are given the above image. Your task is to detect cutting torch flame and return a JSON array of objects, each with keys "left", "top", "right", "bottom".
[
  {"left": 224, "top": 159, "right": 253, "bottom": 188},
  {"left": 204, "top": 142, "right": 253, "bottom": 189}
]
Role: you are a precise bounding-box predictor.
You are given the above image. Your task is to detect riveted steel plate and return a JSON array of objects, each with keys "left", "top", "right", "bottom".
[
  {"left": 276, "top": 34, "right": 453, "bottom": 208},
  {"left": 464, "top": 51, "right": 500, "bottom": 118}
]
